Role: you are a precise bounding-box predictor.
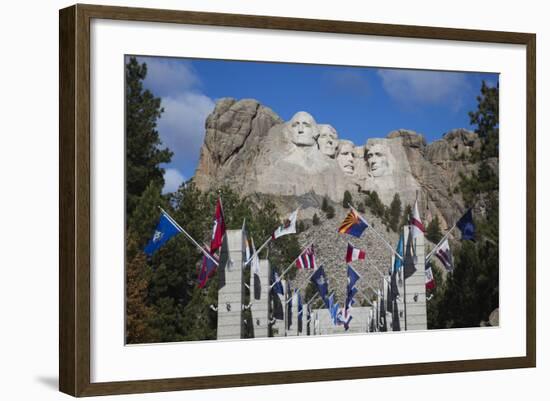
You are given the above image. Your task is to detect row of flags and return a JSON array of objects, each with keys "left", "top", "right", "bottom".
[{"left": 143, "top": 195, "right": 476, "bottom": 331}]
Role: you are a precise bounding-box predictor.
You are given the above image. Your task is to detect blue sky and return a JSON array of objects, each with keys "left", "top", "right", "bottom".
[{"left": 133, "top": 56, "right": 498, "bottom": 193}]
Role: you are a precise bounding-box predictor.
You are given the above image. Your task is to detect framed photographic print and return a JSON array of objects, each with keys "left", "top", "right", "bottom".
[{"left": 59, "top": 4, "right": 536, "bottom": 397}]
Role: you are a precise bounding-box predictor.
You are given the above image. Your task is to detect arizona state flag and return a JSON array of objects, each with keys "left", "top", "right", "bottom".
[
  {"left": 210, "top": 198, "right": 226, "bottom": 253},
  {"left": 338, "top": 209, "right": 369, "bottom": 238}
]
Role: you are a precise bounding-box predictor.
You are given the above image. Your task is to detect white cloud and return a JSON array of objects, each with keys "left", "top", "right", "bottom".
[
  {"left": 157, "top": 92, "right": 215, "bottom": 173},
  {"left": 378, "top": 69, "right": 472, "bottom": 110},
  {"left": 138, "top": 57, "right": 201, "bottom": 97},
  {"left": 163, "top": 168, "right": 186, "bottom": 194}
]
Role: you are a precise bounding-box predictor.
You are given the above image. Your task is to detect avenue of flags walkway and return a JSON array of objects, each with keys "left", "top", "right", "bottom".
[{"left": 143, "top": 196, "right": 475, "bottom": 333}]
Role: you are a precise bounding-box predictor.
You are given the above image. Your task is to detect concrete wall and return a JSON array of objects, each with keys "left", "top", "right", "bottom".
[
  {"left": 217, "top": 230, "right": 244, "bottom": 340},
  {"left": 250, "top": 259, "right": 271, "bottom": 338},
  {"left": 311, "top": 306, "right": 370, "bottom": 335},
  {"left": 402, "top": 226, "right": 427, "bottom": 331}
]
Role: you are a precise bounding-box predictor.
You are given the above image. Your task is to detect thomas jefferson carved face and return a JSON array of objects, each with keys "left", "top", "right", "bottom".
[
  {"left": 286, "top": 111, "right": 319, "bottom": 146},
  {"left": 366, "top": 143, "right": 390, "bottom": 177},
  {"left": 336, "top": 140, "right": 355, "bottom": 175},
  {"left": 317, "top": 124, "right": 339, "bottom": 157}
]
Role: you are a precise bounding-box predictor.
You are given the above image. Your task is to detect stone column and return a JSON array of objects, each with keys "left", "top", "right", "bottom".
[
  {"left": 250, "top": 259, "right": 271, "bottom": 338},
  {"left": 217, "top": 230, "right": 244, "bottom": 340},
  {"left": 403, "top": 226, "right": 427, "bottom": 331}
]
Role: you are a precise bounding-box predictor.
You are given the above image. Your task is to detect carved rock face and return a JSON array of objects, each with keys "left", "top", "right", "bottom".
[
  {"left": 337, "top": 140, "right": 355, "bottom": 175},
  {"left": 366, "top": 143, "right": 391, "bottom": 177},
  {"left": 285, "top": 111, "right": 319, "bottom": 146},
  {"left": 318, "top": 124, "right": 339, "bottom": 157}
]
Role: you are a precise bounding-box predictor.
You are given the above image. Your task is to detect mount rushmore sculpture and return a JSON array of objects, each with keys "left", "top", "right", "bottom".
[{"left": 193, "top": 98, "right": 487, "bottom": 228}]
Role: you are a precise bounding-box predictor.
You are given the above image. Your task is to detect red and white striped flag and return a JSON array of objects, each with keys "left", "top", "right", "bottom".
[
  {"left": 410, "top": 199, "right": 425, "bottom": 240},
  {"left": 346, "top": 243, "right": 366, "bottom": 263},
  {"left": 296, "top": 245, "right": 316, "bottom": 269},
  {"left": 434, "top": 238, "right": 454, "bottom": 272},
  {"left": 425, "top": 266, "right": 436, "bottom": 291}
]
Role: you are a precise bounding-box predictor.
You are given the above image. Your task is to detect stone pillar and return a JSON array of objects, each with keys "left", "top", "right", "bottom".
[
  {"left": 403, "top": 226, "right": 427, "bottom": 331},
  {"left": 250, "top": 259, "right": 270, "bottom": 338},
  {"left": 217, "top": 230, "right": 244, "bottom": 340}
]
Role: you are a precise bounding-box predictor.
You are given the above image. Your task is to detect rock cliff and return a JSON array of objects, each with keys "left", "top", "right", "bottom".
[{"left": 193, "top": 98, "right": 493, "bottom": 230}]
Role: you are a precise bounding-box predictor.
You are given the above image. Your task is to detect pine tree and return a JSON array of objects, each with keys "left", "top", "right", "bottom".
[
  {"left": 401, "top": 204, "right": 412, "bottom": 228},
  {"left": 469, "top": 81, "right": 499, "bottom": 159},
  {"left": 389, "top": 193, "right": 402, "bottom": 232},
  {"left": 312, "top": 213, "right": 320, "bottom": 225},
  {"left": 126, "top": 235, "right": 157, "bottom": 344},
  {"left": 326, "top": 205, "right": 335, "bottom": 219},
  {"left": 126, "top": 56, "right": 173, "bottom": 216},
  {"left": 342, "top": 190, "right": 352, "bottom": 209},
  {"left": 426, "top": 215, "right": 443, "bottom": 243},
  {"left": 321, "top": 196, "right": 329, "bottom": 212}
]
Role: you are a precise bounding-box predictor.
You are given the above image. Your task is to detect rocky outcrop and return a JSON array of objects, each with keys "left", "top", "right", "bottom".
[
  {"left": 193, "top": 98, "right": 490, "bottom": 231},
  {"left": 292, "top": 206, "right": 398, "bottom": 303},
  {"left": 193, "top": 98, "right": 283, "bottom": 191}
]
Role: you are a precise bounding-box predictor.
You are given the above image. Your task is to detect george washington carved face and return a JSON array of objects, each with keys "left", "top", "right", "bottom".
[{"left": 285, "top": 111, "right": 319, "bottom": 146}]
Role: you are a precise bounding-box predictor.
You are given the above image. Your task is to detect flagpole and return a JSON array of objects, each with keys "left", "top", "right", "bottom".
[
  {"left": 305, "top": 292, "right": 320, "bottom": 306},
  {"left": 270, "top": 241, "right": 315, "bottom": 289},
  {"left": 362, "top": 255, "right": 392, "bottom": 287},
  {"left": 244, "top": 236, "right": 272, "bottom": 266},
  {"left": 425, "top": 221, "right": 458, "bottom": 261},
  {"left": 349, "top": 205, "right": 403, "bottom": 261},
  {"left": 158, "top": 207, "right": 219, "bottom": 266}
]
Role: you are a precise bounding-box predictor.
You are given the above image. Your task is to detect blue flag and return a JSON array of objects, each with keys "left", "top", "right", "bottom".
[
  {"left": 393, "top": 232, "right": 404, "bottom": 273},
  {"left": 272, "top": 270, "right": 284, "bottom": 296},
  {"left": 144, "top": 212, "right": 181, "bottom": 256},
  {"left": 456, "top": 208, "right": 475, "bottom": 241},
  {"left": 347, "top": 265, "right": 360, "bottom": 289},
  {"left": 310, "top": 265, "right": 328, "bottom": 302}
]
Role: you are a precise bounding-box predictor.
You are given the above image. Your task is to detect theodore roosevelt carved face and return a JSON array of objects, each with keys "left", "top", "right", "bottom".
[
  {"left": 285, "top": 111, "right": 319, "bottom": 146},
  {"left": 336, "top": 140, "right": 355, "bottom": 175}
]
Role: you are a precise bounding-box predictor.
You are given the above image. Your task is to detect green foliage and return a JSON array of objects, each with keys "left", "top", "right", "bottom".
[
  {"left": 364, "top": 190, "right": 385, "bottom": 218},
  {"left": 363, "top": 191, "right": 401, "bottom": 232},
  {"left": 429, "top": 241, "right": 498, "bottom": 329},
  {"left": 342, "top": 190, "right": 352, "bottom": 208},
  {"left": 126, "top": 178, "right": 301, "bottom": 342},
  {"left": 458, "top": 161, "right": 498, "bottom": 207},
  {"left": 389, "top": 194, "right": 402, "bottom": 232},
  {"left": 321, "top": 196, "right": 329, "bottom": 212},
  {"left": 325, "top": 205, "right": 335, "bottom": 219},
  {"left": 312, "top": 213, "right": 320, "bottom": 226},
  {"left": 426, "top": 215, "right": 443, "bottom": 244},
  {"left": 426, "top": 261, "right": 444, "bottom": 329},
  {"left": 428, "top": 81, "right": 499, "bottom": 330},
  {"left": 469, "top": 81, "right": 499, "bottom": 159},
  {"left": 401, "top": 204, "right": 412, "bottom": 228},
  {"left": 126, "top": 57, "right": 172, "bottom": 216}
]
